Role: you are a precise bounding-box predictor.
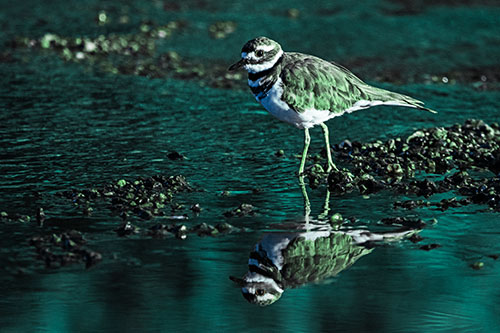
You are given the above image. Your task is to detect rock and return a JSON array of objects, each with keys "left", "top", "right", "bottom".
[
  {"left": 470, "top": 261, "right": 484, "bottom": 270},
  {"left": 322, "top": 120, "right": 500, "bottom": 209},
  {"left": 167, "top": 151, "right": 185, "bottom": 160},
  {"left": 419, "top": 244, "right": 441, "bottom": 251},
  {"left": 36, "top": 208, "right": 45, "bottom": 226},
  {"left": 191, "top": 223, "right": 219, "bottom": 236},
  {"left": 58, "top": 174, "right": 191, "bottom": 220},
  {"left": 29, "top": 230, "right": 100, "bottom": 269},
  {"left": 190, "top": 203, "right": 202, "bottom": 213},
  {"left": 215, "top": 222, "right": 237, "bottom": 233},
  {"left": 409, "top": 234, "right": 424, "bottom": 243},
  {"left": 275, "top": 149, "right": 285, "bottom": 157},
  {"left": 115, "top": 222, "right": 139, "bottom": 237},
  {"left": 208, "top": 21, "right": 237, "bottom": 39},
  {"left": 381, "top": 217, "right": 426, "bottom": 229},
  {"left": 148, "top": 224, "right": 173, "bottom": 238},
  {"left": 223, "top": 203, "right": 256, "bottom": 218},
  {"left": 171, "top": 224, "right": 188, "bottom": 239},
  {"left": 329, "top": 213, "right": 343, "bottom": 227}
]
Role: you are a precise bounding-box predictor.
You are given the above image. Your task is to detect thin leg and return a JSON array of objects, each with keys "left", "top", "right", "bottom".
[
  {"left": 298, "top": 128, "right": 310, "bottom": 176},
  {"left": 299, "top": 175, "right": 311, "bottom": 221},
  {"left": 320, "top": 123, "right": 338, "bottom": 172},
  {"left": 318, "top": 189, "right": 331, "bottom": 220}
]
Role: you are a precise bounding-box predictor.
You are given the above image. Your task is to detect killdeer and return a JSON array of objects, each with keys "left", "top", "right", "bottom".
[
  {"left": 229, "top": 37, "right": 436, "bottom": 176},
  {"left": 230, "top": 222, "right": 418, "bottom": 306}
]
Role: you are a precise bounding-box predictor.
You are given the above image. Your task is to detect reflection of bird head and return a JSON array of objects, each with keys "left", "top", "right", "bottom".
[
  {"left": 230, "top": 226, "right": 372, "bottom": 306},
  {"left": 230, "top": 273, "right": 283, "bottom": 307},
  {"left": 230, "top": 220, "right": 419, "bottom": 306}
]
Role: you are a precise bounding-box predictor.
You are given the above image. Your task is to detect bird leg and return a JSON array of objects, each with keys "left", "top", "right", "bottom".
[
  {"left": 298, "top": 128, "right": 310, "bottom": 176},
  {"left": 299, "top": 175, "right": 311, "bottom": 220},
  {"left": 320, "top": 123, "right": 339, "bottom": 173},
  {"left": 317, "top": 189, "right": 331, "bottom": 221}
]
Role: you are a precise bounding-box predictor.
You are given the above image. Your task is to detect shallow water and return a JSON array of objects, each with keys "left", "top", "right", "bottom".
[{"left": 1, "top": 1, "right": 500, "bottom": 332}]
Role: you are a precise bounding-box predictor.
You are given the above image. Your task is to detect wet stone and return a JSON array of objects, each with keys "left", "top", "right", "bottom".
[
  {"left": 190, "top": 203, "right": 202, "bottom": 213},
  {"left": 470, "top": 261, "right": 484, "bottom": 270},
  {"left": 208, "top": 21, "right": 237, "bottom": 39},
  {"left": 115, "top": 222, "right": 140, "bottom": 237},
  {"left": 419, "top": 244, "right": 441, "bottom": 251},
  {"left": 191, "top": 223, "right": 219, "bottom": 237},
  {"left": 57, "top": 175, "right": 192, "bottom": 220},
  {"left": 147, "top": 223, "right": 188, "bottom": 239},
  {"left": 409, "top": 234, "right": 424, "bottom": 243},
  {"left": 12, "top": 21, "right": 246, "bottom": 91},
  {"left": 316, "top": 120, "right": 500, "bottom": 213},
  {"left": 148, "top": 224, "right": 173, "bottom": 239},
  {"left": 329, "top": 213, "right": 344, "bottom": 229},
  {"left": 381, "top": 217, "right": 427, "bottom": 229},
  {"left": 223, "top": 203, "right": 256, "bottom": 218},
  {"left": 167, "top": 151, "right": 185, "bottom": 160},
  {"left": 29, "top": 230, "right": 101, "bottom": 269},
  {"left": 36, "top": 208, "right": 45, "bottom": 226},
  {"left": 1, "top": 212, "right": 32, "bottom": 224},
  {"left": 275, "top": 149, "right": 285, "bottom": 157},
  {"left": 326, "top": 168, "right": 355, "bottom": 194},
  {"left": 215, "top": 222, "right": 238, "bottom": 234},
  {"left": 170, "top": 224, "right": 188, "bottom": 240}
]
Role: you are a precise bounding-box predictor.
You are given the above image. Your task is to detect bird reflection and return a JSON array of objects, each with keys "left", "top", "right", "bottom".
[{"left": 230, "top": 180, "right": 420, "bottom": 306}]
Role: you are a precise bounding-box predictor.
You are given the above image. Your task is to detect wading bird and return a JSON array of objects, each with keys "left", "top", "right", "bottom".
[{"left": 229, "top": 37, "right": 436, "bottom": 176}]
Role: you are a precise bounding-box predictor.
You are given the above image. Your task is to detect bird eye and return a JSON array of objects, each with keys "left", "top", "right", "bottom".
[
  {"left": 256, "top": 289, "right": 265, "bottom": 296},
  {"left": 255, "top": 50, "right": 264, "bottom": 57}
]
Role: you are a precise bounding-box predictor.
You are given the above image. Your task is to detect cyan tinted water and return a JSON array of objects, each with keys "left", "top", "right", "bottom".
[{"left": 1, "top": 1, "right": 500, "bottom": 332}]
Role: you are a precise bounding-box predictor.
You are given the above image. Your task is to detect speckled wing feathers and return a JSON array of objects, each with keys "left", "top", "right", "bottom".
[{"left": 280, "top": 52, "right": 433, "bottom": 114}]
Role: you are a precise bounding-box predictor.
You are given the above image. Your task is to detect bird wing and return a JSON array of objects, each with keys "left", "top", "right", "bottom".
[{"left": 280, "top": 52, "right": 435, "bottom": 114}]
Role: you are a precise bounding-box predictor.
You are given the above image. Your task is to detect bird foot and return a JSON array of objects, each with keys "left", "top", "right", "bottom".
[{"left": 326, "top": 163, "right": 339, "bottom": 173}]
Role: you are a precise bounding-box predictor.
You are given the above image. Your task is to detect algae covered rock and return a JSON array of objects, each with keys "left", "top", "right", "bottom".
[{"left": 223, "top": 203, "right": 256, "bottom": 218}]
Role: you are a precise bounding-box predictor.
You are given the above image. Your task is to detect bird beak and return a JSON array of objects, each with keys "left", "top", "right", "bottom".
[
  {"left": 228, "top": 58, "right": 246, "bottom": 71},
  {"left": 229, "top": 275, "right": 246, "bottom": 286}
]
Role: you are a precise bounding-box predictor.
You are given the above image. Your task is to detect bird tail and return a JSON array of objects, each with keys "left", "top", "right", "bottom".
[{"left": 365, "top": 86, "right": 437, "bottom": 114}]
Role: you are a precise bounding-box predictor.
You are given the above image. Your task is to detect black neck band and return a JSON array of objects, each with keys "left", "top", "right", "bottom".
[{"left": 248, "top": 54, "right": 283, "bottom": 81}]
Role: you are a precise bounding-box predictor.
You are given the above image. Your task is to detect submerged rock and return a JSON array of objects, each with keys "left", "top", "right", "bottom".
[
  {"left": 381, "top": 217, "right": 427, "bottom": 229},
  {"left": 419, "top": 244, "right": 441, "bottom": 251},
  {"left": 115, "top": 222, "right": 140, "bottom": 237},
  {"left": 0, "top": 212, "right": 33, "bottom": 224},
  {"left": 223, "top": 203, "right": 256, "bottom": 218},
  {"left": 317, "top": 120, "right": 500, "bottom": 212},
  {"left": 57, "top": 175, "right": 192, "bottom": 220},
  {"left": 147, "top": 221, "right": 242, "bottom": 239},
  {"left": 208, "top": 21, "right": 237, "bottom": 39},
  {"left": 167, "top": 151, "right": 185, "bottom": 160},
  {"left": 11, "top": 21, "right": 245, "bottom": 90},
  {"left": 36, "top": 208, "right": 45, "bottom": 226},
  {"left": 215, "top": 222, "right": 239, "bottom": 234},
  {"left": 191, "top": 223, "right": 219, "bottom": 236},
  {"left": 29, "top": 230, "right": 101, "bottom": 269},
  {"left": 148, "top": 224, "right": 174, "bottom": 239},
  {"left": 470, "top": 261, "right": 484, "bottom": 270}
]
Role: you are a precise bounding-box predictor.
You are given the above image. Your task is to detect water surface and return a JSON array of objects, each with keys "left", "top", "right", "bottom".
[{"left": 1, "top": 1, "right": 500, "bottom": 332}]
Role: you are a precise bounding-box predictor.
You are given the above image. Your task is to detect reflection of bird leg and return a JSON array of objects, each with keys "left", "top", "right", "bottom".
[
  {"left": 298, "top": 128, "right": 310, "bottom": 176},
  {"left": 317, "top": 189, "right": 331, "bottom": 221},
  {"left": 299, "top": 175, "right": 311, "bottom": 220}
]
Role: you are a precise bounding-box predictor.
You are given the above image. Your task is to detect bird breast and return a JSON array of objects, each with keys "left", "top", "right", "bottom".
[{"left": 255, "top": 78, "right": 336, "bottom": 129}]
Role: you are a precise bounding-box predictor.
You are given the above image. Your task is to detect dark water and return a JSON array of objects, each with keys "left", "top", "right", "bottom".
[{"left": 1, "top": 1, "right": 500, "bottom": 332}]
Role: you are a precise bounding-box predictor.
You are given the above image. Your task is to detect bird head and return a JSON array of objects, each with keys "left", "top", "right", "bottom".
[
  {"left": 230, "top": 273, "right": 283, "bottom": 306},
  {"left": 228, "top": 37, "right": 283, "bottom": 74}
]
